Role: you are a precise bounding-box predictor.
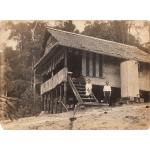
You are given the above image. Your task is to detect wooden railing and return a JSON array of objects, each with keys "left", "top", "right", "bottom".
[
  {"left": 41, "top": 68, "right": 67, "bottom": 95},
  {"left": 68, "top": 74, "right": 83, "bottom": 104}
]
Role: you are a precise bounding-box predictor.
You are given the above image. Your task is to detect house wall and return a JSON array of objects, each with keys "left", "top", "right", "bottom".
[
  {"left": 103, "top": 56, "right": 121, "bottom": 88},
  {"left": 139, "top": 63, "right": 150, "bottom": 91},
  {"left": 83, "top": 54, "right": 121, "bottom": 88},
  {"left": 120, "top": 60, "right": 139, "bottom": 98}
]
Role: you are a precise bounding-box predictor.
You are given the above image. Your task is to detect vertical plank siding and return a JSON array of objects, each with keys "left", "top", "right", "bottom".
[
  {"left": 120, "top": 60, "right": 139, "bottom": 98},
  {"left": 82, "top": 52, "right": 86, "bottom": 76},
  {"left": 89, "top": 53, "right": 93, "bottom": 76},
  {"left": 95, "top": 54, "right": 100, "bottom": 77}
]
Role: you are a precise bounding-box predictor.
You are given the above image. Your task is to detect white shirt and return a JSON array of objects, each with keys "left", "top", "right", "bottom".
[
  {"left": 103, "top": 85, "right": 111, "bottom": 92},
  {"left": 86, "top": 83, "right": 92, "bottom": 96},
  {"left": 86, "top": 83, "right": 92, "bottom": 90}
]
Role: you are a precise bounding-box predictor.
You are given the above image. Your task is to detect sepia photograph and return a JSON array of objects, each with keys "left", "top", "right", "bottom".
[{"left": 0, "top": 20, "right": 150, "bottom": 130}]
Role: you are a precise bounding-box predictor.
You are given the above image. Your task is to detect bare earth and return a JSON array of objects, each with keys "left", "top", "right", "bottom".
[{"left": 1, "top": 103, "right": 150, "bottom": 130}]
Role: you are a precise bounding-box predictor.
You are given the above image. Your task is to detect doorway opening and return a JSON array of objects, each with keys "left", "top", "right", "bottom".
[
  {"left": 92, "top": 85, "right": 121, "bottom": 103},
  {"left": 140, "top": 90, "right": 150, "bottom": 102},
  {"left": 68, "top": 51, "right": 82, "bottom": 77}
]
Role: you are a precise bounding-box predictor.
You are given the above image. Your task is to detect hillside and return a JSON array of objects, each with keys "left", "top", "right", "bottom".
[{"left": 1, "top": 103, "right": 150, "bottom": 130}]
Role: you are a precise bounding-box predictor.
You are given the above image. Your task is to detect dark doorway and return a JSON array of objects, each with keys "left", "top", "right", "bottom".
[
  {"left": 68, "top": 52, "right": 82, "bottom": 77},
  {"left": 92, "top": 85, "right": 104, "bottom": 102},
  {"left": 140, "top": 90, "right": 150, "bottom": 102},
  {"left": 92, "top": 85, "right": 121, "bottom": 103},
  {"left": 111, "top": 87, "right": 121, "bottom": 103}
]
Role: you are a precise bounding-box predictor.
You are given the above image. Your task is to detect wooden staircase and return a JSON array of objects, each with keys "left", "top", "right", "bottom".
[
  {"left": 68, "top": 75, "right": 100, "bottom": 120},
  {"left": 68, "top": 75, "right": 99, "bottom": 105}
]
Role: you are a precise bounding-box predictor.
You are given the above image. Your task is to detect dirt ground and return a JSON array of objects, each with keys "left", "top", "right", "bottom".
[{"left": 1, "top": 103, "right": 150, "bottom": 130}]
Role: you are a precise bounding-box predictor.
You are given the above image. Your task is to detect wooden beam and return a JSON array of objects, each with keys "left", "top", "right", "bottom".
[{"left": 82, "top": 52, "right": 86, "bottom": 76}]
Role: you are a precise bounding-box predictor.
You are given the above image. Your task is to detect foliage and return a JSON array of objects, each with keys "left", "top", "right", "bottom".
[
  {"left": 54, "top": 20, "right": 79, "bottom": 33},
  {"left": 82, "top": 21, "right": 140, "bottom": 47},
  {"left": 4, "top": 21, "right": 47, "bottom": 105}
]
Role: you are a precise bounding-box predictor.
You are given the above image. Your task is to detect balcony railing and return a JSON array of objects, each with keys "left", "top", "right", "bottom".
[{"left": 41, "top": 68, "right": 67, "bottom": 95}]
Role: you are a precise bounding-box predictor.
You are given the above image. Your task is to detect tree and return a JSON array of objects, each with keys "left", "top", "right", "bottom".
[
  {"left": 54, "top": 20, "right": 79, "bottom": 33},
  {"left": 4, "top": 21, "right": 47, "bottom": 116},
  {"left": 82, "top": 20, "right": 140, "bottom": 47},
  {"left": 3, "top": 21, "right": 47, "bottom": 116}
]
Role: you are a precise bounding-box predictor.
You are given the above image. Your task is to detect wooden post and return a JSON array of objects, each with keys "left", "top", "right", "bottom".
[
  {"left": 89, "top": 53, "right": 93, "bottom": 77},
  {"left": 48, "top": 92, "right": 50, "bottom": 113},
  {"left": 101, "top": 55, "right": 104, "bottom": 77},
  {"left": 53, "top": 89, "right": 56, "bottom": 114},
  {"left": 82, "top": 51, "right": 86, "bottom": 76},
  {"left": 96, "top": 54, "right": 100, "bottom": 77},
  {"left": 41, "top": 95, "right": 44, "bottom": 111},
  {"left": 45, "top": 94, "right": 47, "bottom": 111},
  {"left": 57, "top": 85, "right": 61, "bottom": 113},
  {"left": 60, "top": 84, "right": 62, "bottom": 113},
  {"left": 64, "top": 49, "right": 67, "bottom": 68},
  {"left": 50, "top": 91, "right": 52, "bottom": 114},
  {"left": 46, "top": 93, "right": 48, "bottom": 111},
  {"left": 43, "top": 94, "right": 45, "bottom": 111},
  {"left": 51, "top": 90, "right": 54, "bottom": 114},
  {"left": 63, "top": 48, "right": 68, "bottom": 112},
  {"left": 63, "top": 81, "right": 67, "bottom": 112},
  {"left": 55, "top": 87, "right": 58, "bottom": 114}
]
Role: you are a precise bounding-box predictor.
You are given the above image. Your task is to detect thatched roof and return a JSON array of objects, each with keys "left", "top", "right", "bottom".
[{"left": 35, "top": 28, "right": 150, "bottom": 68}]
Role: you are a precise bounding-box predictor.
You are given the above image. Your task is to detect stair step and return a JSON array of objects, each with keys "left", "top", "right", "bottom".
[
  {"left": 76, "top": 86, "right": 85, "bottom": 89},
  {"left": 72, "top": 77, "right": 85, "bottom": 81},
  {"left": 82, "top": 98, "right": 95, "bottom": 101},
  {"left": 73, "top": 82, "right": 85, "bottom": 85},
  {"left": 74, "top": 83, "right": 85, "bottom": 88},
  {"left": 72, "top": 79, "right": 86, "bottom": 84},
  {"left": 78, "top": 90, "right": 86, "bottom": 94},
  {"left": 83, "top": 102, "right": 100, "bottom": 106},
  {"left": 80, "top": 94, "right": 90, "bottom": 98},
  {"left": 76, "top": 87, "right": 85, "bottom": 91}
]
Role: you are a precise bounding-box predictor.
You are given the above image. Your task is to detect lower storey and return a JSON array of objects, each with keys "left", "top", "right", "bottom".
[{"left": 41, "top": 80, "right": 150, "bottom": 114}]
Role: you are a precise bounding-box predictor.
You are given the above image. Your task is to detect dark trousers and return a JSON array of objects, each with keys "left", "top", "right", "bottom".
[{"left": 104, "top": 91, "right": 112, "bottom": 106}]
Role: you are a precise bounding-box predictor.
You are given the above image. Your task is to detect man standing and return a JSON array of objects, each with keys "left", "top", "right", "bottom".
[{"left": 103, "top": 81, "right": 112, "bottom": 106}]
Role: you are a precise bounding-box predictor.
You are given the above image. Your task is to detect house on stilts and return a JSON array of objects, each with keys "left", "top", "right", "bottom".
[{"left": 34, "top": 28, "right": 150, "bottom": 113}]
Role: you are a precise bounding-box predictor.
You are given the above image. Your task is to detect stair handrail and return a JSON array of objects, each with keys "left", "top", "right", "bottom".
[
  {"left": 67, "top": 73, "right": 83, "bottom": 104},
  {"left": 91, "top": 92, "right": 99, "bottom": 103}
]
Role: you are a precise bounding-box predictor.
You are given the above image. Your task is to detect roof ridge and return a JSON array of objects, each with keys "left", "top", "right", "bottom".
[{"left": 46, "top": 27, "right": 139, "bottom": 50}]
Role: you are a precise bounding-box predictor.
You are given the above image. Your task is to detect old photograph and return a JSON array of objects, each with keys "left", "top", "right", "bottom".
[{"left": 0, "top": 20, "right": 150, "bottom": 129}]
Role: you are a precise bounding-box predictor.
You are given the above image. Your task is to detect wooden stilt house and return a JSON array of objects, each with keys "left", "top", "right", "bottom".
[{"left": 34, "top": 28, "right": 150, "bottom": 113}]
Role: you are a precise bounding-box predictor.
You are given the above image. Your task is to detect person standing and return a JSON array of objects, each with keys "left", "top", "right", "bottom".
[
  {"left": 103, "top": 81, "right": 112, "bottom": 106},
  {"left": 86, "top": 79, "right": 92, "bottom": 96}
]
